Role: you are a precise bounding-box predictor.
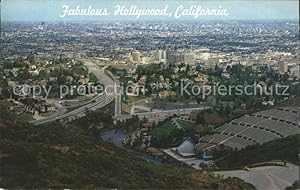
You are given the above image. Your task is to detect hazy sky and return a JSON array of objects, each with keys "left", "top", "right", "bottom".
[{"left": 2, "top": 0, "right": 299, "bottom": 22}]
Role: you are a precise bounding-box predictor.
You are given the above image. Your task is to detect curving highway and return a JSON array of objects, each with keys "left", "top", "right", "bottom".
[{"left": 31, "top": 63, "right": 116, "bottom": 125}]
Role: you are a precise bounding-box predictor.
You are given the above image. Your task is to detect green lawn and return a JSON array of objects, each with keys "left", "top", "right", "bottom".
[
  {"left": 176, "top": 119, "right": 195, "bottom": 129},
  {"left": 151, "top": 119, "right": 176, "bottom": 137},
  {"left": 150, "top": 119, "right": 184, "bottom": 147}
]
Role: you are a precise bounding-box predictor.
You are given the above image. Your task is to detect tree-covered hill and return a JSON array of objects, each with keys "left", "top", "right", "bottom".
[{"left": 0, "top": 112, "right": 254, "bottom": 189}]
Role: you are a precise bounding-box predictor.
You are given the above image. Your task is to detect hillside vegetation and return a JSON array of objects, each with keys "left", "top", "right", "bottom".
[{"left": 0, "top": 109, "right": 255, "bottom": 189}]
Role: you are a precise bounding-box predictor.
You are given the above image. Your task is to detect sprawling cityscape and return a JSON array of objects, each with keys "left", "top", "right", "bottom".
[{"left": 0, "top": 0, "right": 299, "bottom": 189}]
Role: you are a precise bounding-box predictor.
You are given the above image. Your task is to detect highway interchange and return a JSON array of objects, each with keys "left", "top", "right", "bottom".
[
  {"left": 31, "top": 63, "right": 116, "bottom": 125},
  {"left": 31, "top": 60, "right": 208, "bottom": 125}
]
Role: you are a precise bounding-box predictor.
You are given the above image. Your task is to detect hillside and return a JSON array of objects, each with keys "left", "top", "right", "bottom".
[
  {"left": 216, "top": 134, "right": 300, "bottom": 169},
  {"left": 0, "top": 115, "right": 255, "bottom": 189}
]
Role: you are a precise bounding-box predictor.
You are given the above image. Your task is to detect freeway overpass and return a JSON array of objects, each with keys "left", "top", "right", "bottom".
[{"left": 31, "top": 63, "right": 116, "bottom": 125}]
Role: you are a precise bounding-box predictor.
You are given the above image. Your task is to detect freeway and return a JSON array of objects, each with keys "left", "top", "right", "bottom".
[{"left": 31, "top": 63, "right": 116, "bottom": 125}]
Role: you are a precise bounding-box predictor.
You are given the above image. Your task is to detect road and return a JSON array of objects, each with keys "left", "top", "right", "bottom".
[
  {"left": 130, "top": 105, "right": 161, "bottom": 114},
  {"left": 31, "top": 63, "right": 116, "bottom": 125},
  {"left": 114, "top": 107, "right": 210, "bottom": 122}
]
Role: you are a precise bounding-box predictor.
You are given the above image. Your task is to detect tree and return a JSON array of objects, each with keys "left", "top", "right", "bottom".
[
  {"left": 27, "top": 53, "right": 35, "bottom": 64},
  {"left": 195, "top": 112, "right": 205, "bottom": 125},
  {"left": 224, "top": 104, "right": 231, "bottom": 117}
]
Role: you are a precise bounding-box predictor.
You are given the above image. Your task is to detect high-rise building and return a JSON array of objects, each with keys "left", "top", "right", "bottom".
[
  {"left": 132, "top": 51, "right": 141, "bottom": 64},
  {"left": 162, "top": 50, "right": 167, "bottom": 59},
  {"left": 166, "top": 51, "right": 176, "bottom": 64},
  {"left": 155, "top": 50, "right": 163, "bottom": 61},
  {"left": 175, "top": 54, "right": 184, "bottom": 63},
  {"left": 279, "top": 62, "right": 288, "bottom": 74},
  {"left": 167, "top": 51, "right": 195, "bottom": 64},
  {"left": 154, "top": 50, "right": 167, "bottom": 64},
  {"left": 183, "top": 53, "right": 195, "bottom": 64}
]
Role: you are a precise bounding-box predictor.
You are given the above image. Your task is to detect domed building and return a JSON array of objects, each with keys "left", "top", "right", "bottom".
[{"left": 173, "top": 138, "right": 196, "bottom": 158}]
